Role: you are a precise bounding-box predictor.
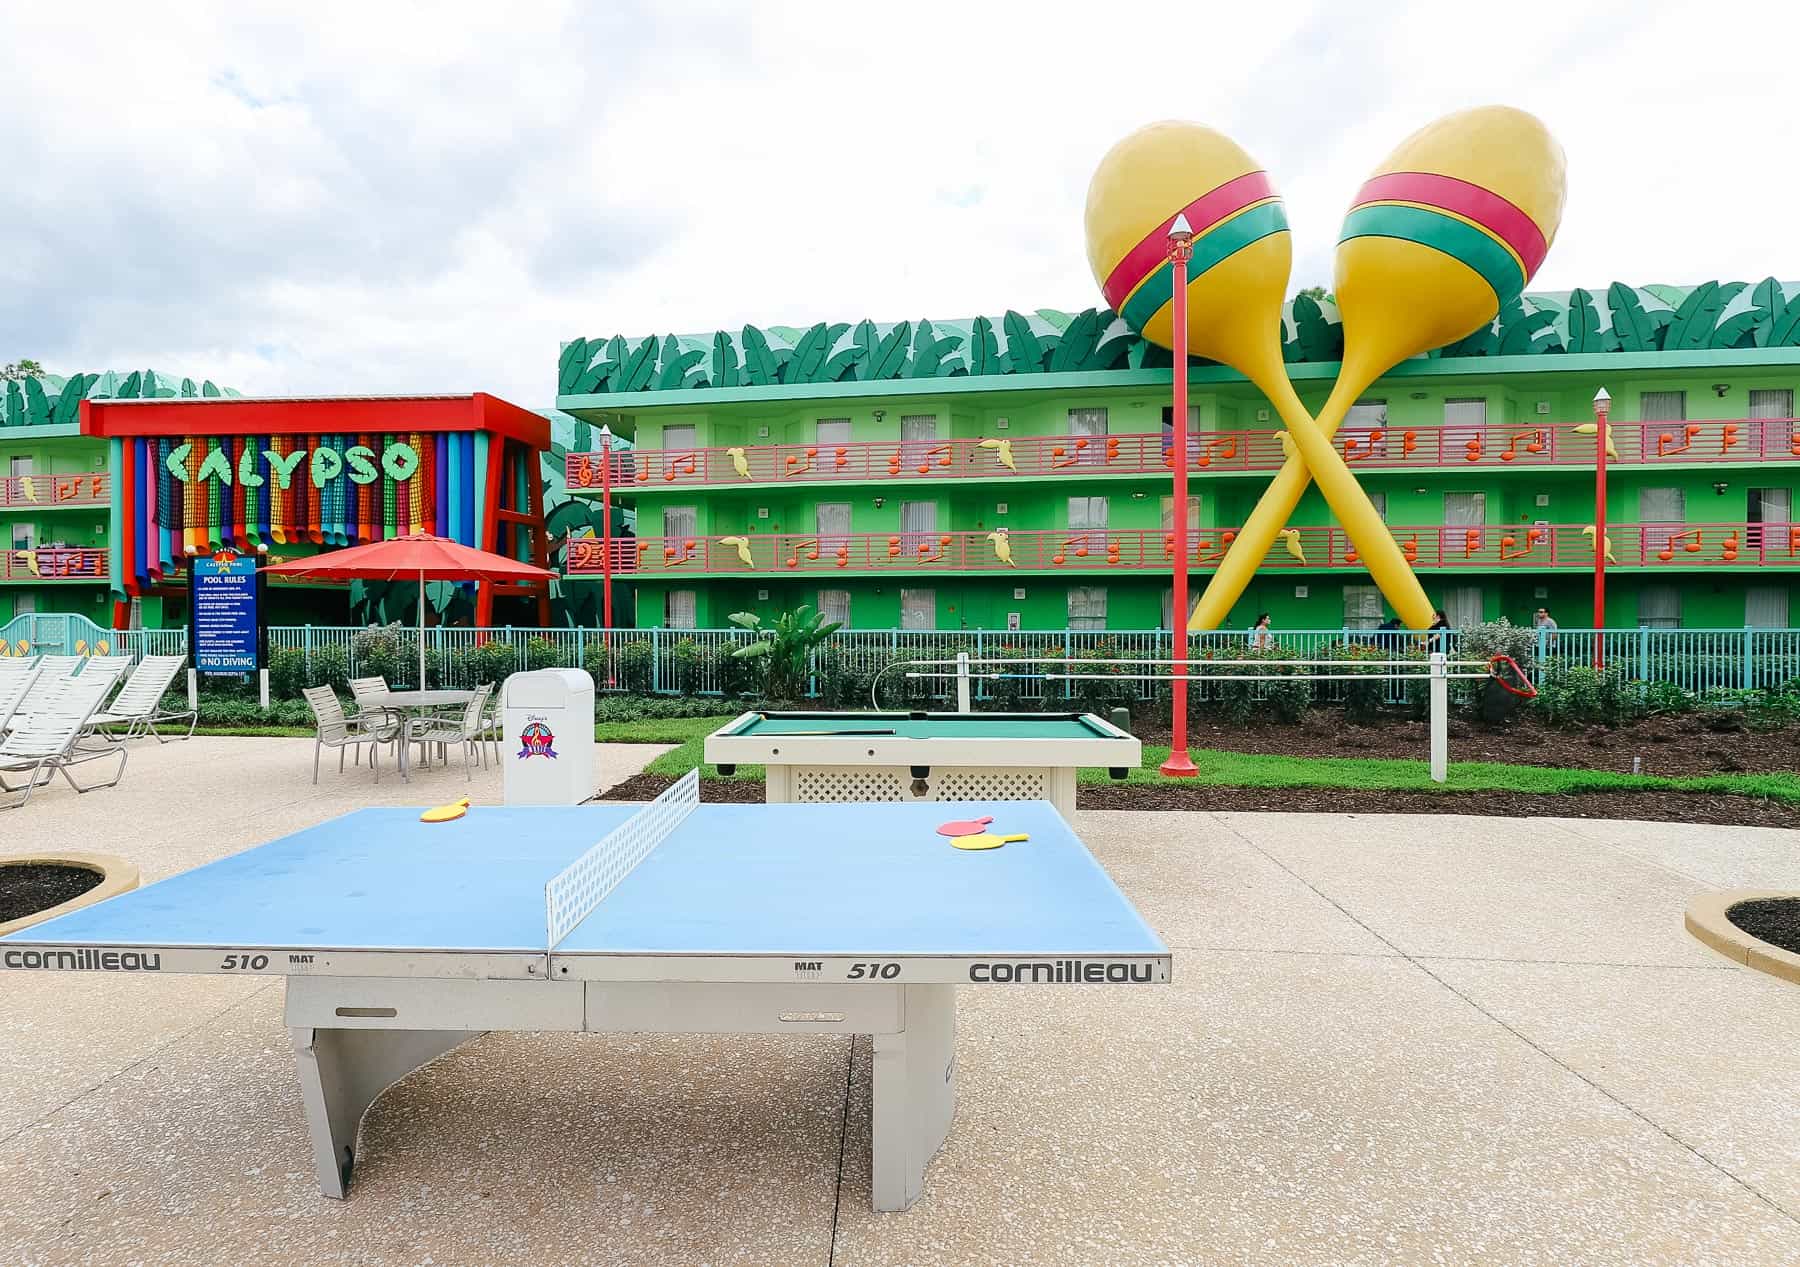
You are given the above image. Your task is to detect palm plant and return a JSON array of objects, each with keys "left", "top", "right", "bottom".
[{"left": 728, "top": 605, "right": 842, "bottom": 702}]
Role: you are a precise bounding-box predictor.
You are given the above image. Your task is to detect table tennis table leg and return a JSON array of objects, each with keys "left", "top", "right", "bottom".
[
  {"left": 869, "top": 984, "right": 957, "bottom": 1212},
  {"left": 290, "top": 1025, "right": 478, "bottom": 1198}
]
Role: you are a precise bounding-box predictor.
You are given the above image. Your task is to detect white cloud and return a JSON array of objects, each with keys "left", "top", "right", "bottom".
[{"left": 3, "top": 0, "right": 1797, "bottom": 404}]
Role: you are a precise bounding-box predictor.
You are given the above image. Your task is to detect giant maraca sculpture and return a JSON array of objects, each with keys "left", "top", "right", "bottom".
[
  {"left": 1085, "top": 122, "right": 1434, "bottom": 628},
  {"left": 1190, "top": 106, "right": 1567, "bottom": 629}
]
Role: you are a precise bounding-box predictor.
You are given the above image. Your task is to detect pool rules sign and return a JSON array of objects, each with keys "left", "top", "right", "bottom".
[{"left": 189, "top": 550, "right": 266, "bottom": 675}]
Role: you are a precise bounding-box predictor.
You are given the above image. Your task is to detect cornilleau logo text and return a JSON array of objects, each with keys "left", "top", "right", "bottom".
[
  {"left": 968, "top": 960, "right": 1153, "bottom": 984},
  {"left": 4, "top": 948, "right": 163, "bottom": 972}
]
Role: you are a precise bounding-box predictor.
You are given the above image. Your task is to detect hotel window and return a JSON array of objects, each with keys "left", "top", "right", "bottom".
[
  {"left": 1343, "top": 585, "right": 1384, "bottom": 630},
  {"left": 817, "top": 589, "right": 851, "bottom": 627},
  {"left": 1750, "top": 389, "right": 1796, "bottom": 448},
  {"left": 900, "top": 588, "right": 936, "bottom": 630},
  {"left": 1444, "top": 585, "right": 1484, "bottom": 629},
  {"left": 1345, "top": 400, "right": 1389, "bottom": 454},
  {"left": 8, "top": 455, "right": 31, "bottom": 478},
  {"left": 1159, "top": 405, "right": 1201, "bottom": 465},
  {"left": 1068, "top": 496, "right": 1108, "bottom": 530},
  {"left": 664, "top": 505, "right": 697, "bottom": 539},
  {"left": 1638, "top": 585, "right": 1681, "bottom": 629},
  {"left": 12, "top": 592, "right": 34, "bottom": 616},
  {"left": 1444, "top": 492, "right": 1486, "bottom": 526},
  {"left": 1068, "top": 407, "right": 1108, "bottom": 463},
  {"left": 661, "top": 425, "right": 696, "bottom": 451},
  {"left": 1443, "top": 398, "right": 1486, "bottom": 427},
  {"left": 816, "top": 418, "right": 852, "bottom": 446},
  {"left": 10, "top": 522, "right": 32, "bottom": 551},
  {"left": 1638, "top": 487, "right": 1684, "bottom": 522},
  {"left": 1640, "top": 391, "right": 1686, "bottom": 421},
  {"left": 816, "top": 502, "right": 852, "bottom": 551},
  {"left": 1747, "top": 587, "right": 1790, "bottom": 628},
  {"left": 899, "top": 500, "right": 937, "bottom": 552},
  {"left": 664, "top": 589, "right": 697, "bottom": 628},
  {"left": 1748, "top": 487, "right": 1790, "bottom": 548},
  {"left": 1159, "top": 495, "right": 1200, "bottom": 532},
  {"left": 898, "top": 414, "right": 938, "bottom": 469},
  {"left": 1367, "top": 491, "right": 1388, "bottom": 520},
  {"left": 1067, "top": 586, "right": 1107, "bottom": 631}
]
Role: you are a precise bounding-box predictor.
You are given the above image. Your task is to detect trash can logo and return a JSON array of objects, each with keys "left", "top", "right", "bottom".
[{"left": 516, "top": 720, "right": 558, "bottom": 760}]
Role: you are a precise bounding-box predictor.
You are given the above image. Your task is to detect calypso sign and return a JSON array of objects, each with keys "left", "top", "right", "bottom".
[{"left": 164, "top": 439, "right": 421, "bottom": 489}]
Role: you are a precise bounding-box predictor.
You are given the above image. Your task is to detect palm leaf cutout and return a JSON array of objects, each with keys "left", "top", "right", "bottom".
[
  {"left": 907, "top": 319, "right": 963, "bottom": 378},
  {"left": 3, "top": 381, "right": 22, "bottom": 426},
  {"left": 782, "top": 322, "right": 837, "bottom": 384},
  {"left": 598, "top": 335, "right": 631, "bottom": 392},
  {"left": 847, "top": 320, "right": 879, "bottom": 380},
  {"left": 1438, "top": 318, "right": 1498, "bottom": 358},
  {"left": 1048, "top": 308, "right": 1101, "bottom": 371},
  {"left": 1563, "top": 288, "right": 1614, "bottom": 353},
  {"left": 117, "top": 371, "right": 142, "bottom": 399},
  {"left": 201, "top": 379, "right": 221, "bottom": 397},
  {"left": 966, "top": 316, "right": 1000, "bottom": 375},
  {"left": 1498, "top": 298, "right": 1561, "bottom": 355},
  {"left": 862, "top": 321, "right": 911, "bottom": 380},
  {"left": 657, "top": 334, "right": 706, "bottom": 389},
  {"left": 1607, "top": 284, "right": 1667, "bottom": 352},
  {"left": 742, "top": 325, "right": 785, "bottom": 385},
  {"left": 1090, "top": 311, "right": 1137, "bottom": 370},
  {"left": 1665, "top": 281, "right": 1743, "bottom": 350},
  {"left": 1291, "top": 294, "right": 1342, "bottom": 362},
  {"left": 22, "top": 377, "right": 50, "bottom": 426},
  {"left": 711, "top": 331, "right": 741, "bottom": 388},
  {"left": 1034, "top": 308, "right": 1075, "bottom": 333},
  {"left": 51, "top": 375, "right": 86, "bottom": 426},
  {"left": 617, "top": 336, "right": 660, "bottom": 392},
  {"left": 558, "top": 338, "right": 590, "bottom": 392},
  {"left": 1001, "top": 311, "right": 1042, "bottom": 373}
]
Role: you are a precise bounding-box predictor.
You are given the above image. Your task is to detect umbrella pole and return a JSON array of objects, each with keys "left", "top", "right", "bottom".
[{"left": 418, "top": 570, "right": 427, "bottom": 688}]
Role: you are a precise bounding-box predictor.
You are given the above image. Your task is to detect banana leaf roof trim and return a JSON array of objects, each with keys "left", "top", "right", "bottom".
[
  {"left": 557, "top": 279, "right": 1800, "bottom": 397},
  {"left": 0, "top": 368, "right": 242, "bottom": 429}
]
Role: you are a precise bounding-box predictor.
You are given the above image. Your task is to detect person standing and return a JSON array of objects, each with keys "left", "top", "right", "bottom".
[
  {"left": 1427, "top": 608, "right": 1451, "bottom": 654},
  {"left": 1534, "top": 606, "right": 1559, "bottom": 644},
  {"left": 1248, "top": 611, "right": 1273, "bottom": 651}
]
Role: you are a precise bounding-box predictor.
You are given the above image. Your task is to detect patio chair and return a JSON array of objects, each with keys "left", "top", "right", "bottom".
[
  {"left": 480, "top": 686, "right": 503, "bottom": 767},
  {"left": 2, "top": 656, "right": 81, "bottom": 733},
  {"left": 77, "top": 654, "right": 135, "bottom": 693},
  {"left": 0, "top": 665, "right": 42, "bottom": 735},
  {"left": 404, "top": 682, "right": 493, "bottom": 781},
  {"left": 87, "top": 655, "right": 197, "bottom": 742},
  {"left": 0, "top": 674, "right": 129, "bottom": 810},
  {"left": 303, "top": 686, "right": 384, "bottom": 784},
  {"left": 348, "top": 676, "right": 403, "bottom": 764}
]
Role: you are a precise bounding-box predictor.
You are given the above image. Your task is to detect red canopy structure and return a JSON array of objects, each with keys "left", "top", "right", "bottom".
[{"left": 262, "top": 533, "right": 555, "bottom": 686}]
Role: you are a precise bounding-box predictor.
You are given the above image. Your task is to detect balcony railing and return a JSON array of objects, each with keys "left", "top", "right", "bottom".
[
  {"left": 565, "top": 521, "right": 1800, "bottom": 578},
  {"left": 0, "top": 473, "right": 109, "bottom": 509},
  {"left": 2, "top": 546, "right": 109, "bottom": 582},
  {"left": 566, "top": 417, "right": 1800, "bottom": 490}
]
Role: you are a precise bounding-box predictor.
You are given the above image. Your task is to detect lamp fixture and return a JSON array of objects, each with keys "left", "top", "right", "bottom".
[
  {"left": 872, "top": 409, "right": 886, "bottom": 422},
  {"left": 873, "top": 496, "right": 884, "bottom": 508},
  {"left": 1713, "top": 481, "right": 1729, "bottom": 495},
  {"left": 1712, "top": 383, "right": 1729, "bottom": 397}
]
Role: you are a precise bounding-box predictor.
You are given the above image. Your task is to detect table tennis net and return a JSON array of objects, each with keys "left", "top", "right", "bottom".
[{"left": 545, "top": 768, "right": 700, "bottom": 949}]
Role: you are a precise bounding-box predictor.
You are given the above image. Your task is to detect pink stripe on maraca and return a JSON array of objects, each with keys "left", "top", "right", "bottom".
[
  {"left": 1102, "top": 171, "right": 1277, "bottom": 311},
  {"left": 1351, "top": 171, "right": 1548, "bottom": 277}
]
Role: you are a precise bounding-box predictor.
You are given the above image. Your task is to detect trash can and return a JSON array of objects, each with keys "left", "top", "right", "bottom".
[{"left": 501, "top": 668, "right": 596, "bottom": 806}]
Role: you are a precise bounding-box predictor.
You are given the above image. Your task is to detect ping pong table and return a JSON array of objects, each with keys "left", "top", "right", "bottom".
[{"left": 0, "top": 772, "right": 1169, "bottom": 1211}]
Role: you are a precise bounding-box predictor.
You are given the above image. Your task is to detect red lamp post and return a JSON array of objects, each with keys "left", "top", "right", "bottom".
[
  {"left": 1591, "top": 387, "right": 1609, "bottom": 669},
  {"left": 1160, "top": 214, "right": 1198, "bottom": 778},
  {"left": 599, "top": 423, "right": 616, "bottom": 687}
]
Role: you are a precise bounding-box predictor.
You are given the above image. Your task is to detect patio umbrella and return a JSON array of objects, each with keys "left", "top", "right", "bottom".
[{"left": 260, "top": 532, "right": 555, "bottom": 688}]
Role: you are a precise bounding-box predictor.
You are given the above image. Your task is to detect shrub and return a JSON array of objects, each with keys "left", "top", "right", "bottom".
[
  {"left": 524, "top": 635, "right": 562, "bottom": 672},
  {"left": 269, "top": 646, "right": 307, "bottom": 699},
  {"left": 615, "top": 639, "right": 657, "bottom": 693},
  {"left": 669, "top": 637, "right": 705, "bottom": 695},
  {"left": 1453, "top": 619, "right": 1537, "bottom": 723},
  {"left": 1533, "top": 666, "right": 1635, "bottom": 728},
  {"left": 728, "top": 606, "right": 842, "bottom": 702},
  {"left": 594, "top": 694, "right": 739, "bottom": 722},
  {"left": 1320, "top": 641, "right": 1390, "bottom": 722}
]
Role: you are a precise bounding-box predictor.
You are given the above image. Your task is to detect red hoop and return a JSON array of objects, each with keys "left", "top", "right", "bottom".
[{"left": 1488, "top": 654, "right": 1537, "bottom": 698}]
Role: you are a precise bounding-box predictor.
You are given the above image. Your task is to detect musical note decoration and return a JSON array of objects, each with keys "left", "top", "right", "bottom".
[
  {"left": 1401, "top": 430, "right": 1418, "bottom": 456},
  {"left": 1656, "top": 424, "right": 1702, "bottom": 457},
  {"left": 912, "top": 534, "right": 952, "bottom": 564},
  {"left": 1400, "top": 533, "right": 1419, "bottom": 564},
  {"left": 914, "top": 444, "right": 953, "bottom": 475},
  {"left": 1500, "top": 430, "right": 1546, "bottom": 461},
  {"left": 834, "top": 446, "right": 850, "bottom": 469},
  {"left": 1343, "top": 429, "right": 1382, "bottom": 462},
  {"left": 783, "top": 448, "right": 817, "bottom": 478},
  {"left": 784, "top": 538, "right": 821, "bottom": 568},
  {"left": 1196, "top": 435, "right": 1238, "bottom": 468},
  {"left": 1499, "top": 527, "right": 1546, "bottom": 559},
  {"left": 1052, "top": 437, "right": 1091, "bottom": 469},
  {"left": 1463, "top": 435, "right": 1483, "bottom": 463},
  {"left": 886, "top": 535, "right": 903, "bottom": 558},
  {"left": 660, "top": 538, "right": 699, "bottom": 568},
  {"left": 1656, "top": 528, "right": 1703, "bottom": 562},
  {"left": 1719, "top": 423, "right": 1741, "bottom": 455},
  {"left": 1719, "top": 531, "right": 1739, "bottom": 563},
  {"left": 1462, "top": 528, "right": 1484, "bottom": 558}
]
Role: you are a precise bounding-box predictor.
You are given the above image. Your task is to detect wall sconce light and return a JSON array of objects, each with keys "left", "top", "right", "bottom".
[
  {"left": 873, "top": 496, "right": 885, "bottom": 508},
  {"left": 1711, "top": 384, "right": 1729, "bottom": 397},
  {"left": 872, "top": 409, "right": 886, "bottom": 421},
  {"left": 1409, "top": 391, "right": 1429, "bottom": 400},
  {"left": 1713, "top": 481, "right": 1728, "bottom": 495},
  {"left": 1131, "top": 490, "right": 1147, "bottom": 500}
]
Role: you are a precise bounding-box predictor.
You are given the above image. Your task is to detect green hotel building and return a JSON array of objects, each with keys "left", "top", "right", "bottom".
[{"left": 3, "top": 280, "right": 1799, "bottom": 638}]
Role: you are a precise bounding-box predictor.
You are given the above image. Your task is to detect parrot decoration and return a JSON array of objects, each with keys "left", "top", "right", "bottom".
[
  {"left": 718, "top": 535, "right": 755, "bottom": 568},
  {"left": 1573, "top": 422, "right": 1619, "bottom": 461},
  {"left": 20, "top": 476, "right": 39, "bottom": 503},
  {"left": 977, "top": 437, "right": 1017, "bottom": 472},
  {"left": 986, "top": 528, "right": 1015, "bottom": 567},
  {"left": 1278, "top": 528, "right": 1308, "bottom": 565},
  {"left": 1579, "top": 525, "right": 1617, "bottom": 564},
  {"left": 727, "top": 446, "right": 751, "bottom": 479}
]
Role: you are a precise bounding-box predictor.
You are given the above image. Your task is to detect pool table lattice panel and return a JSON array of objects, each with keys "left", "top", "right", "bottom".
[{"left": 790, "top": 767, "right": 1050, "bottom": 805}]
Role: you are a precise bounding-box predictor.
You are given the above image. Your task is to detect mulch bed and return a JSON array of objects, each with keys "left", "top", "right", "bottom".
[
  {"left": 1128, "top": 711, "right": 1800, "bottom": 777},
  {"left": 0, "top": 863, "right": 102, "bottom": 925},
  {"left": 1727, "top": 897, "right": 1800, "bottom": 954},
  {"left": 603, "top": 773, "right": 1800, "bottom": 828}
]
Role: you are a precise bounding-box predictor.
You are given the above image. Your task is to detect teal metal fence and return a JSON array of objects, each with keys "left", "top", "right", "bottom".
[{"left": 9, "top": 614, "right": 1799, "bottom": 700}]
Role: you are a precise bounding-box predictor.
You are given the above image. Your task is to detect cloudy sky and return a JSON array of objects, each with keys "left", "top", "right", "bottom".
[{"left": 3, "top": 2, "right": 1792, "bottom": 405}]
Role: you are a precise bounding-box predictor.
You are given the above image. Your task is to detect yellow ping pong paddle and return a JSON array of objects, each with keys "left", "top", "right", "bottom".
[
  {"left": 950, "top": 833, "right": 1029, "bottom": 852},
  {"left": 420, "top": 797, "right": 471, "bottom": 823}
]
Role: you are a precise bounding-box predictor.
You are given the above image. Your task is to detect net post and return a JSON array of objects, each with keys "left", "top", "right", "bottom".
[
  {"left": 955, "top": 651, "right": 972, "bottom": 714},
  {"left": 1429, "top": 651, "right": 1448, "bottom": 784},
  {"left": 545, "top": 768, "right": 700, "bottom": 952}
]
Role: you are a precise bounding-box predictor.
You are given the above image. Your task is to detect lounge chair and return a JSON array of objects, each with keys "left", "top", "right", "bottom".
[
  {"left": 87, "top": 655, "right": 197, "bottom": 742},
  {"left": 0, "top": 674, "right": 128, "bottom": 809},
  {"left": 303, "top": 686, "right": 385, "bottom": 784},
  {"left": 0, "top": 665, "right": 42, "bottom": 735},
  {"left": 403, "top": 682, "right": 494, "bottom": 781},
  {"left": 2, "top": 656, "right": 80, "bottom": 734}
]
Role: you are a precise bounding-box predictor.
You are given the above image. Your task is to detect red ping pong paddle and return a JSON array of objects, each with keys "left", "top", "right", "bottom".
[{"left": 936, "top": 816, "right": 993, "bottom": 837}]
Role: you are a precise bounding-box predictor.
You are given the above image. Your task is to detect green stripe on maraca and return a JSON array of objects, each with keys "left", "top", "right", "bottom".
[
  {"left": 1119, "top": 201, "right": 1290, "bottom": 333},
  {"left": 1338, "top": 204, "right": 1525, "bottom": 304}
]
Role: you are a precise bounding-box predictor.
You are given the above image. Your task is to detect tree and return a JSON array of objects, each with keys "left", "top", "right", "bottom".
[
  {"left": 0, "top": 359, "right": 44, "bottom": 381},
  {"left": 728, "top": 605, "right": 843, "bottom": 702},
  {"left": 1294, "top": 286, "right": 1329, "bottom": 303}
]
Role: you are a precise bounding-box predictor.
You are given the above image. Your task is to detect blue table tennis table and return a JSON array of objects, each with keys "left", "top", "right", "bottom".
[{"left": 0, "top": 771, "right": 1168, "bottom": 1211}]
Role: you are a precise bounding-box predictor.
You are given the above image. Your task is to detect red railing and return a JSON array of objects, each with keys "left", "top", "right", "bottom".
[
  {"left": 0, "top": 473, "right": 109, "bottom": 509},
  {"left": 567, "top": 417, "right": 1800, "bottom": 490},
  {"left": 2, "top": 546, "right": 109, "bottom": 582},
  {"left": 565, "top": 522, "right": 1800, "bottom": 578}
]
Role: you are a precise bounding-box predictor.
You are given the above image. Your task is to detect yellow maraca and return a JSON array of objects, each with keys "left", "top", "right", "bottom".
[
  {"left": 1085, "top": 121, "right": 1428, "bottom": 627},
  {"left": 1194, "top": 106, "right": 1567, "bottom": 629}
]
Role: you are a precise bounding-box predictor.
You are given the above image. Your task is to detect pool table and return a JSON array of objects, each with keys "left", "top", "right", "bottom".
[{"left": 702, "top": 710, "right": 1141, "bottom": 819}]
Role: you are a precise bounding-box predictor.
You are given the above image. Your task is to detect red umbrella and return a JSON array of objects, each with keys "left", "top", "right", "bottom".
[{"left": 262, "top": 533, "right": 555, "bottom": 686}]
